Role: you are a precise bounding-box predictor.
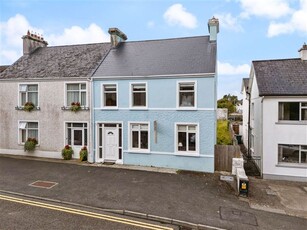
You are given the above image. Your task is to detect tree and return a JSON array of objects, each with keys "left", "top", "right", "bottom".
[{"left": 217, "top": 94, "right": 238, "bottom": 114}]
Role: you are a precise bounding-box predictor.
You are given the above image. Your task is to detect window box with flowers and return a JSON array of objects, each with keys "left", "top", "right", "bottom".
[
  {"left": 70, "top": 102, "right": 81, "bottom": 112},
  {"left": 15, "top": 102, "right": 40, "bottom": 112},
  {"left": 62, "top": 145, "right": 74, "bottom": 160}
]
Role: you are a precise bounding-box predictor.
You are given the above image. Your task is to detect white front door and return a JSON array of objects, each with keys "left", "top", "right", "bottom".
[
  {"left": 104, "top": 127, "right": 118, "bottom": 161},
  {"left": 72, "top": 128, "right": 83, "bottom": 158}
]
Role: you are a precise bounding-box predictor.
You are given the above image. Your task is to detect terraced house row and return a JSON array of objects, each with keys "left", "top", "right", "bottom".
[{"left": 0, "top": 18, "right": 219, "bottom": 172}]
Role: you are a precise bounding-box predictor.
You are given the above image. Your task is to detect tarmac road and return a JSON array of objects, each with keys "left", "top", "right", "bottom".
[{"left": 0, "top": 155, "right": 306, "bottom": 230}]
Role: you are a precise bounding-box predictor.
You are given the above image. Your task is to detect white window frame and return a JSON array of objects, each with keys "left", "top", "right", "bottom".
[
  {"left": 65, "top": 82, "right": 87, "bottom": 107},
  {"left": 18, "top": 120, "right": 39, "bottom": 145},
  {"left": 176, "top": 81, "right": 197, "bottom": 110},
  {"left": 278, "top": 144, "right": 307, "bottom": 165},
  {"left": 101, "top": 83, "right": 118, "bottom": 109},
  {"left": 18, "top": 83, "right": 39, "bottom": 107},
  {"left": 64, "top": 122, "right": 88, "bottom": 147},
  {"left": 174, "top": 122, "right": 199, "bottom": 156},
  {"left": 278, "top": 102, "right": 307, "bottom": 121},
  {"left": 128, "top": 121, "right": 150, "bottom": 152},
  {"left": 129, "top": 82, "right": 148, "bottom": 110}
]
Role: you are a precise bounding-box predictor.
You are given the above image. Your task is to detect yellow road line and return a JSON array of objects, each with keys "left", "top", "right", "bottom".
[{"left": 0, "top": 194, "right": 173, "bottom": 230}]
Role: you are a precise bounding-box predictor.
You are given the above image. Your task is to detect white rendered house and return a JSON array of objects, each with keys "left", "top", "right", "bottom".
[{"left": 246, "top": 44, "right": 307, "bottom": 182}]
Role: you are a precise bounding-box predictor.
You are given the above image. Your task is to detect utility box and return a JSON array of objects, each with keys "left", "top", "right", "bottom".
[{"left": 238, "top": 178, "right": 249, "bottom": 197}]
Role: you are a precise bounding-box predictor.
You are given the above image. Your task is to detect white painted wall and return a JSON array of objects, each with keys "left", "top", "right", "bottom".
[
  {"left": 0, "top": 80, "right": 91, "bottom": 159},
  {"left": 241, "top": 86, "right": 249, "bottom": 148},
  {"left": 262, "top": 97, "right": 307, "bottom": 181}
]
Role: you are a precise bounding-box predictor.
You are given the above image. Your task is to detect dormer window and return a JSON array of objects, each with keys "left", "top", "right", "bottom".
[{"left": 19, "top": 84, "right": 38, "bottom": 107}]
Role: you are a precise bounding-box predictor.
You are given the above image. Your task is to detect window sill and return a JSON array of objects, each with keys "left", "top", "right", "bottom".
[
  {"left": 174, "top": 152, "right": 200, "bottom": 157},
  {"left": 127, "top": 149, "right": 150, "bottom": 154},
  {"left": 100, "top": 107, "right": 118, "bottom": 110},
  {"left": 15, "top": 106, "right": 40, "bottom": 111},
  {"left": 276, "top": 121, "right": 307, "bottom": 125},
  {"left": 276, "top": 163, "right": 307, "bottom": 169},
  {"left": 176, "top": 107, "right": 197, "bottom": 111},
  {"left": 129, "top": 107, "right": 148, "bottom": 111},
  {"left": 61, "top": 106, "right": 90, "bottom": 111}
]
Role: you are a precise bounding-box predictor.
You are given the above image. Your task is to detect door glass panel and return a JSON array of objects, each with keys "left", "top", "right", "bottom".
[
  {"left": 84, "top": 129, "right": 87, "bottom": 146},
  {"left": 68, "top": 128, "right": 71, "bottom": 145},
  {"left": 73, "top": 130, "right": 83, "bottom": 146}
]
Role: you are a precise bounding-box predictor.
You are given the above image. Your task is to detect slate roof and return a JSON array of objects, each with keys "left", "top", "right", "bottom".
[
  {"left": 0, "top": 43, "right": 111, "bottom": 79},
  {"left": 253, "top": 58, "right": 307, "bottom": 96},
  {"left": 93, "top": 36, "right": 216, "bottom": 77},
  {"left": 0, "top": 65, "right": 9, "bottom": 73},
  {"left": 242, "top": 78, "right": 249, "bottom": 91}
]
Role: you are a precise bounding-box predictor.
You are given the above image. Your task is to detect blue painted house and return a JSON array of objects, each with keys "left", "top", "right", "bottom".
[{"left": 91, "top": 18, "right": 219, "bottom": 172}]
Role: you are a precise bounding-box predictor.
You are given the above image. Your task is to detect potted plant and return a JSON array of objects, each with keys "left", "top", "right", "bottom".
[
  {"left": 70, "top": 102, "right": 81, "bottom": 112},
  {"left": 24, "top": 102, "right": 35, "bottom": 112},
  {"left": 61, "top": 145, "right": 73, "bottom": 160},
  {"left": 79, "top": 146, "right": 88, "bottom": 162},
  {"left": 24, "top": 138, "right": 38, "bottom": 151}
]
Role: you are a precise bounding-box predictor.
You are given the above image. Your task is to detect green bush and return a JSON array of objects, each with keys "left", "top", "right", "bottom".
[
  {"left": 24, "top": 138, "right": 38, "bottom": 151},
  {"left": 24, "top": 102, "right": 35, "bottom": 112},
  {"left": 217, "top": 120, "right": 233, "bottom": 145},
  {"left": 79, "top": 146, "right": 88, "bottom": 162},
  {"left": 62, "top": 145, "right": 73, "bottom": 160}
]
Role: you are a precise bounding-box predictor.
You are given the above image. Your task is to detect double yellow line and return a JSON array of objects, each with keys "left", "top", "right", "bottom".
[{"left": 0, "top": 194, "right": 173, "bottom": 230}]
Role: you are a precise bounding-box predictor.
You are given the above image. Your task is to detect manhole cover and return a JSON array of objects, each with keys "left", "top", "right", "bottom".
[
  {"left": 29, "top": 180, "right": 58, "bottom": 189},
  {"left": 220, "top": 207, "right": 258, "bottom": 226}
]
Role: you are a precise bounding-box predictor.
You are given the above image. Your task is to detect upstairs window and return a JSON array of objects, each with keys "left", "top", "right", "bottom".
[
  {"left": 19, "top": 121, "right": 39, "bottom": 144},
  {"left": 131, "top": 83, "right": 147, "bottom": 108},
  {"left": 279, "top": 102, "right": 307, "bottom": 121},
  {"left": 103, "top": 84, "right": 117, "bottom": 107},
  {"left": 19, "top": 84, "right": 38, "bottom": 106},
  {"left": 66, "top": 83, "right": 86, "bottom": 107},
  {"left": 178, "top": 82, "right": 195, "bottom": 108}
]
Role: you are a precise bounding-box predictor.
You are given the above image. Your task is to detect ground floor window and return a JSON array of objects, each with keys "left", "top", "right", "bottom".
[
  {"left": 66, "top": 123, "right": 87, "bottom": 146},
  {"left": 19, "top": 121, "right": 39, "bottom": 144},
  {"left": 278, "top": 144, "right": 307, "bottom": 164},
  {"left": 176, "top": 124, "right": 198, "bottom": 153},
  {"left": 97, "top": 123, "right": 122, "bottom": 161},
  {"left": 130, "top": 123, "right": 149, "bottom": 150}
]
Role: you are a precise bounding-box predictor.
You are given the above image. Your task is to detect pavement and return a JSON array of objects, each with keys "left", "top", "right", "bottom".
[{"left": 0, "top": 154, "right": 306, "bottom": 230}]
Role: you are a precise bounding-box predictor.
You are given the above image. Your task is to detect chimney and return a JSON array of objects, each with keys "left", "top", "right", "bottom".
[
  {"left": 298, "top": 43, "right": 307, "bottom": 61},
  {"left": 22, "top": 30, "right": 48, "bottom": 55},
  {"left": 208, "top": 17, "right": 219, "bottom": 42},
  {"left": 108, "top": 28, "right": 127, "bottom": 48}
]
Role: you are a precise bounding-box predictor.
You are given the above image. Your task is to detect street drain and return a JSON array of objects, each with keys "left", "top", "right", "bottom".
[
  {"left": 220, "top": 207, "right": 258, "bottom": 226},
  {"left": 29, "top": 180, "right": 58, "bottom": 189}
]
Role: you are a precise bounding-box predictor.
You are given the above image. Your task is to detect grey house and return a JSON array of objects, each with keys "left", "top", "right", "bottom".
[{"left": 0, "top": 31, "right": 110, "bottom": 159}]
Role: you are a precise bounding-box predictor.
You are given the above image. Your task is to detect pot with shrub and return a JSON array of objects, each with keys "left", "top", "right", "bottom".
[
  {"left": 61, "top": 145, "right": 74, "bottom": 160},
  {"left": 24, "top": 138, "right": 38, "bottom": 151},
  {"left": 79, "top": 146, "right": 88, "bottom": 162},
  {"left": 24, "top": 102, "right": 35, "bottom": 112},
  {"left": 70, "top": 102, "right": 81, "bottom": 112}
]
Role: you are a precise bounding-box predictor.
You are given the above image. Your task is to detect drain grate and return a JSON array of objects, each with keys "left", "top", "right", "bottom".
[
  {"left": 29, "top": 180, "right": 58, "bottom": 189},
  {"left": 220, "top": 207, "right": 258, "bottom": 226}
]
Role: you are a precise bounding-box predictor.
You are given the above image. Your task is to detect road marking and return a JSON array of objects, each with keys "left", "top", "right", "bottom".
[{"left": 0, "top": 194, "right": 173, "bottom": 230}]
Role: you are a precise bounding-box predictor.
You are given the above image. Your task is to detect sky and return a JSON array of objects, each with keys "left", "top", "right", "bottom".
[{"left": 0, "top": 0, "right": 306, "bottom": 99}]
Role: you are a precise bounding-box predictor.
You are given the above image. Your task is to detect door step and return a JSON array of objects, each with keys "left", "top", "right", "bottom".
[{"left": 103, "top": 161, "right": 115, "bottom": 165}]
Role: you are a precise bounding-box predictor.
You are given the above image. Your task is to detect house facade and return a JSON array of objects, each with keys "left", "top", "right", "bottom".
[
  {"left": 90, "top": 19, "right": 219, "bottom": 172},
  {"left": 246, "top": 44, "right": 307, "bottom": 182},
  {"left": 241, "top": 78, "right": 249, "bottom": 149},
  {"left": 0, "top": 32, "right": 110, "bottom": 159}
]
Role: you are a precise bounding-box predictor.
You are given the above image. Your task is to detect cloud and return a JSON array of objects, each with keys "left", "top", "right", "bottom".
[
  {"left": 0, "top": 14, "right": 109, "bottom": 64},
  {"left": 46, "top": 24, "right": 109, "bottom": 46},
  {"left": 163, "top": 4, "right": 197, "bottom": 29},
  {"left": 267, "top": 0, "right": 307, "bottom": 37},
  {"left": 215, "top": 13, "right": 243, "bottom": 32},
  {"left": 218, "top": 61, "right": 250, "bottom": 75},
  {"left": 239, "top": 0, "right": 293, "bottom": 19}
]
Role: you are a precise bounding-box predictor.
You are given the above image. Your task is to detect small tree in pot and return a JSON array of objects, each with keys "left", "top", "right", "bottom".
[
  {"left": 79, "top": 146, "right": 88, "bottom": 162},
  {"left": 24, "top": 138, "right": 38, "bottom": 151}
]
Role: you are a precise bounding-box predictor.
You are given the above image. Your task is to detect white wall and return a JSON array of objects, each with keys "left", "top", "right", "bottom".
[
  {"left": 241, "top": 86, "right": 249, "bottom": 148},
  {"left": 0, "top": 80, "right": 91, "bottom": 159},
  {"left": 262, "top": 97, "right": 307, "bottom": 181}
]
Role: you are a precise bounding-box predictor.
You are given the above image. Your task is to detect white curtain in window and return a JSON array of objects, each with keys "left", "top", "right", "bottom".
[{"left": 28, "top": 92, "right": 38, "bottom": 105}]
